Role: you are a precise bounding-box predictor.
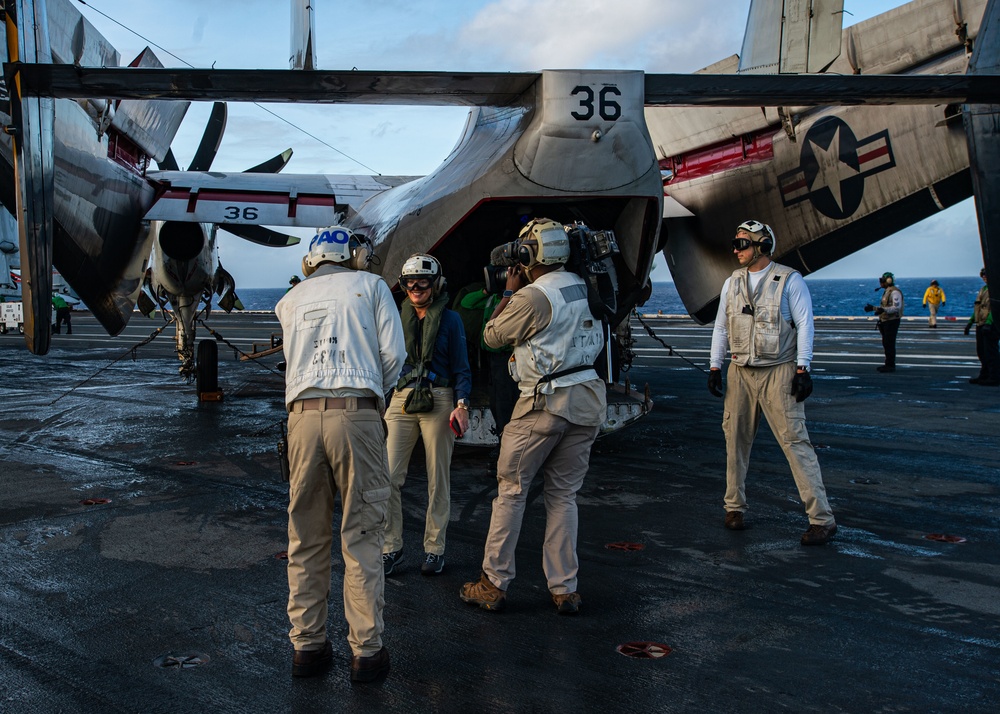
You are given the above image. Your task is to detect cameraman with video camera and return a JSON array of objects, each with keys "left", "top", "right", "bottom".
[{"left": 460, "top": 218, "right": 605, "bottom": 616}]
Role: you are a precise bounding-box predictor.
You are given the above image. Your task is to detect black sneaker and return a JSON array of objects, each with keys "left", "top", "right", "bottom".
[
  {"left": 420, "top": 553, "right": 445, "bottom": 576},
  {"left": 876, "top": 365, "right": 895, "bottom": 373},
  {"left": 382, "top": 549, "right": 402, "bottom": 576}
]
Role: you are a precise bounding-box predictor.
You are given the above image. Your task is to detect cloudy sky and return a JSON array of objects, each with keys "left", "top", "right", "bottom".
[{"left": 73, "top": 0, "right": 985, "bottom": 287}]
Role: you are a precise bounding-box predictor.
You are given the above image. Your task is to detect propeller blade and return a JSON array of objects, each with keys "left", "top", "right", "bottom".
[
  {"left": 188, "top": 102, "right": 227, "bottom": 172},
  {"left": 222, "top": 225, "right": 301, "bottom": 247},
  {"left": 158, "top": 147, "right": 180, "bottom": 171},
  {"left": 245, "top": 148, "right": 293, "bottom": 174}
]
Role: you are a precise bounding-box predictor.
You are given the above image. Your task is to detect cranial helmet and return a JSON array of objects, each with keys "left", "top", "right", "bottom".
[
  {"left": 736, "top": 220, "right": 775, "bottom": 255},
  {"left": 302, "top": 226, "right": 372, "bottom": 276},
  {"left": 881, "top": 271, "right": 895, "bottom": 285},
  {"left": 399, "top": 253, "right": 446, "bottom": 295},
  {"left": 517, "top": 218, "right": 571, "bottom": 268}
]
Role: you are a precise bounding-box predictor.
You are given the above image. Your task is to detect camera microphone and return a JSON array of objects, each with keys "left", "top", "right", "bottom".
[{"left": 490, "top": 244, "right": 517, "bottom": 267}]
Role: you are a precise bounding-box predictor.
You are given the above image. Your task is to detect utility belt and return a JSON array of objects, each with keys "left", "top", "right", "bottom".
[{"left": 288, "top": 396, "right": 379, "bottom": 413}]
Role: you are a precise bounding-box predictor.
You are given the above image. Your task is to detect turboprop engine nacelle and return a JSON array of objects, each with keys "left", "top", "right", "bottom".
[{"left": 149, "top": 221, "right": 217, "bottom": 298}]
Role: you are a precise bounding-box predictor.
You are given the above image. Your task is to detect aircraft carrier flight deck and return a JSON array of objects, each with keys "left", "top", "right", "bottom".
[{"left": 0, "top": 313, "right": 998, "bottom": 712}]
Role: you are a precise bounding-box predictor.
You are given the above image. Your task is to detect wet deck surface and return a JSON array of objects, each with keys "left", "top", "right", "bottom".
[{"left": 1, "top": 313, "right": 998, "bottom": 712}]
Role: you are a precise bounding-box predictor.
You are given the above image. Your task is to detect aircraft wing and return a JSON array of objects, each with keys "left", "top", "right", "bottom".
[
  {"left": 145, "top": 171, "right": 419, "bottom": 228},
  {"left": 9, "top": 65, "right": 1000, "bottom": 107}
]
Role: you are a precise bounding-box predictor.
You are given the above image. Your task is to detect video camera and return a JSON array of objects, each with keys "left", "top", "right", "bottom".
[
  {"left": 482, "top": 223, "right": 621, "bottom": 321},
  {"left": 482, "top": 241, "right": 519, "bottom": 295}
]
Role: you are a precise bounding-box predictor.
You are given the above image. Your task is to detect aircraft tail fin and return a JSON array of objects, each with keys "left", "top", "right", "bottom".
[
  {"left": 739, "top": 0, "right": 844, "bottom": 74},
  {"left": 290, "top": 0, "right": 317, "bottom": 70}
]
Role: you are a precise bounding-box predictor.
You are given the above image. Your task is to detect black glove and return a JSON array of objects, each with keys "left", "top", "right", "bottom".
[
  {"left": 707, "top": 369, "right": 723, "bottom": 398},
  {"left": 791, "top": 370, "right": 813, "bottom": 403},
  {"left": 874, "top": 307, "right": 885, "bottom": 316},
  {"left": 863, "top": 304, "right": 875, "bottom": 313},
  {"left": 964, "top": 323, "right": 972, "bottom": 336}
]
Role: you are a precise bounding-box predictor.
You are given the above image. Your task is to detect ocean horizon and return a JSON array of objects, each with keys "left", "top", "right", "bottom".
[{"left": 236, "top": 276, "right": 984, "bottom": 319}]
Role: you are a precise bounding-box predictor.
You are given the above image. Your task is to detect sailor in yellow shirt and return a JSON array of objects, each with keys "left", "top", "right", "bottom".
[{"left": 922, "top": 280, "right": 946, "bottom": 328}]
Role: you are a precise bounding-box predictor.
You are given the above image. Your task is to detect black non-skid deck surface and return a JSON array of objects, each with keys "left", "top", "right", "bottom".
[{"left": 1, "top": 314, "right": 998, "bottom": 712}]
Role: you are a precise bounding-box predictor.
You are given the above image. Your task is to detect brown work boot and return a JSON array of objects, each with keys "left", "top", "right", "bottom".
[
  {"left": 801, "top": 523, "right": 838, "bottom": 546},
  {"left": 350, "top": 646, "right": 390, "bottom": 683},
  {"left": 724, "top": 511, "right": 746, "bottom": 531},
  {"left": 460, "top": 573, "right": 506, "bottom": 611},
  {"left": 291, "top": 640, "right": 333, "bottom": 678},
  {"left": 552, "top": 592, "right": 582, "bottom": 615}
]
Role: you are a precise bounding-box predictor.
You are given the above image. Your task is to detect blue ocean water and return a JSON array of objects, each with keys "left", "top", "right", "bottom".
[{"left": 238, "top": 276, "right": 984, "bottom": 318}]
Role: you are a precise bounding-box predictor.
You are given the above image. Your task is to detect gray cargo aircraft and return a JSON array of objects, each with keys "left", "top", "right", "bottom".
[
  {"left": 0, "top": 0, "right": 998, "bottom": 425},
  {"left": 651, "top": 0, "right": 999, "bottom": 322}
]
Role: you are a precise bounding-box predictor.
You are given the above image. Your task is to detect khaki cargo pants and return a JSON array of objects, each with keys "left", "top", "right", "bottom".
[
  {"left": 723, "top": 360, "right": 835, "bottom": 526},
  {"left": 383, "top": 386, "right": 456, "bottom": 556},
  {"left": 286, "top": 400, "right": 390, "bottom": 657},
  {"left": 481, "top": 409, "right": 599, "bottom": 595}
]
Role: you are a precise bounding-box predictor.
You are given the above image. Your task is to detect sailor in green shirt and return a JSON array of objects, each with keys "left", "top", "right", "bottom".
[
  {"left": 52, "top": 294, "right": 72, "bottom": 334},
  {"left": 460, "top": 287, "right": 519, "bottom": 438}
]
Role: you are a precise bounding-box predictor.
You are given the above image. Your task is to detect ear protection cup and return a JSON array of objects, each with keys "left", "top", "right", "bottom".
[
  {"left": 517, "top": 243, "right": 535, "bottom": 267},
  {"left": 736, "top": 220, "right": 775, "bottom": 255},
  {"left": 347, "top": 238, "right": 372, "bottom": 271},
  {"left": 758, "top": 231, "right": 774, "bottom": 255}
]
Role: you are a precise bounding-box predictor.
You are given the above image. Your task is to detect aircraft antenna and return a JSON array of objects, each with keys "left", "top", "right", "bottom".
[{"left": 74, "top": 0, "right": 381, "bottom": 174}]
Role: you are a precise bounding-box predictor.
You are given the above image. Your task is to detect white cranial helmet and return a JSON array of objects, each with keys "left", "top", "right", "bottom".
[
  {"left": 517, "top": 218, "right": 570, "bottom": 267},
  {"left": 736, "top": 219, "right": 775, "bottom": 255},
  {"left": 302, "top": 226, "right": 371, "bottom": 275},
  {"left": 399, "top": 253, "right": 445, "bottom": 294}
]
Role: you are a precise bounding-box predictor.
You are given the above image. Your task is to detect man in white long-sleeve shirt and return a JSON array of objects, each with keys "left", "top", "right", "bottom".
[
  {"left": 707, "top": 220, "right": 837, "bottom": 546},
  {"left": 275, "top": 226, "right": 405, "bottom": 682}
]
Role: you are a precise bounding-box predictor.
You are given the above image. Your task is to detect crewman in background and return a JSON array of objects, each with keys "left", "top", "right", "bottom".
[
  {"left": 964, "top": 267, "right": 999, "bottom": 386},
  {"left": 865, "top": 272, "right": 903, "bottom": 372},
  {"left": 52, "top": 294, "right": 72, "bottom": 335},
  {"left": 922, "top": 280, "right": 945, "bottom": 328}
]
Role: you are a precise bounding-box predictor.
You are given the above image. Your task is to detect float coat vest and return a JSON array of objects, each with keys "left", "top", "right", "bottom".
[
  {"left": 880, "top": 285, "right": 904, "bottom": 322},
  {"left": 973, "top": 285, "right": 991, "bottom": 326},
  {"left": 511, "top": 270, "right": 601, "bottom": 398},
  {"left": 725, "top": 263, "right": 798, "bottom": 367}
]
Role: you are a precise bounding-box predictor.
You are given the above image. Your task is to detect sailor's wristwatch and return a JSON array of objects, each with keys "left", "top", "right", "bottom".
[{"left": 456, "top": 399, "right": 469, "bottom": 410}]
